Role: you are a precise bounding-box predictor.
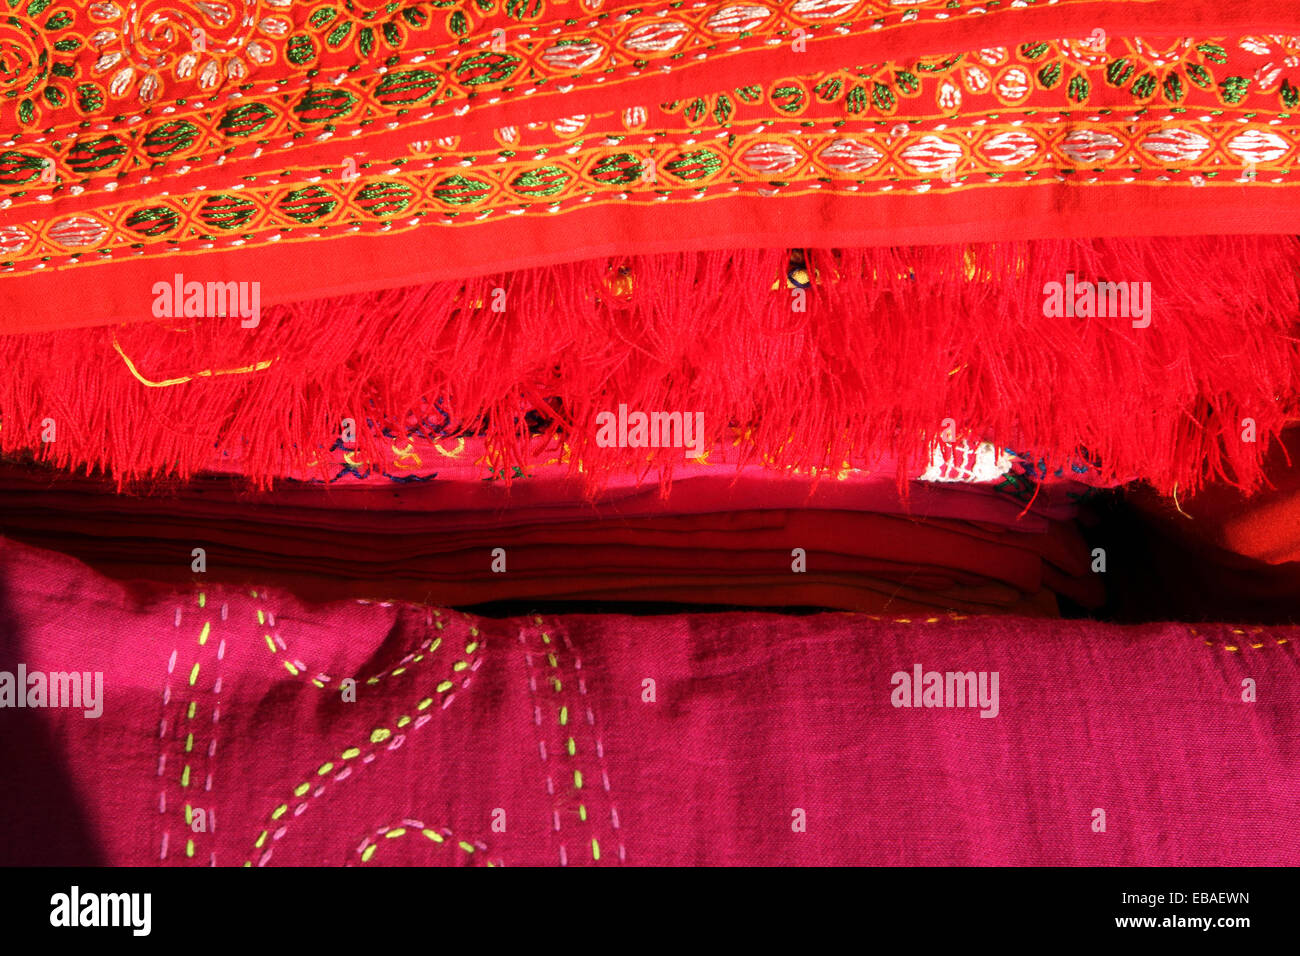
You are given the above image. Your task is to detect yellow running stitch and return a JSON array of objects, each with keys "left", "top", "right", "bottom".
[
  {"left": 557, "top": 626, "right": 624, "bottom": 865},
  {"left": 243, "top": 623, "right": 483, "bottom": 867},
  {"left": 1197, "top": 625, "right": 1297, "bottom": 653},
  {"left": 159, "top": 592, "right": 226, "bottom": 865},
  {"left": 250, "top": 590, "right": 333, "bottom": 687},
  {"left": 350, "top": 819, "right": 499, "bottom": 867},
  {"left": 252, "top": 598, "right": 460, "bottom": 688},
  {"left": 522, "top": 617, "right": 620, "bottom": 866}
]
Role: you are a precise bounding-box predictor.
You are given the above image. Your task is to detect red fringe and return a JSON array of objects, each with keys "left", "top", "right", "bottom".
[{"left": 1, "top": 236, "right": 1297, "bottom": 496}]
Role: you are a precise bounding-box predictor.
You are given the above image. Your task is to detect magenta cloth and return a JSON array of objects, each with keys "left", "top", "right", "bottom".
[{"left": 1, "top": 538, "right": 1296, "bottom": 866}]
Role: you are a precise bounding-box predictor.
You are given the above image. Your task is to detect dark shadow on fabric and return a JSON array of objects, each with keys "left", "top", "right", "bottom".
[{"left": 0, "top": 564, "right": 106, "bottom": 865}]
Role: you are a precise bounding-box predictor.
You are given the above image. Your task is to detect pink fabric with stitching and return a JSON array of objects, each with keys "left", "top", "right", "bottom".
[{"left": 1, "top": 537, "right": 1296, "bottom": 866}]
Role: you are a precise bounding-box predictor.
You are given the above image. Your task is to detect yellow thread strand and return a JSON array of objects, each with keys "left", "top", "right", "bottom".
[
  {"left": 113, "top": 336, "right": 276, "bottom": 389},
  {"left": 361, "top": 844, "right": 377, "bottom": 862},
  {"left": 1172, "top": 483, "right": 1191, "bottom": 518}
]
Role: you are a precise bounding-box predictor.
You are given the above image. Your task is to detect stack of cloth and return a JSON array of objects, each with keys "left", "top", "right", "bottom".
[{"left": 0, "top": 440, "right": 1104, "bottom": 613}]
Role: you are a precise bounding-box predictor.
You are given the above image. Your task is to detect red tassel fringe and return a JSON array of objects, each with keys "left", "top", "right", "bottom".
[{"left": 1, "top": 235, "right": 1297, "bottom": 497}]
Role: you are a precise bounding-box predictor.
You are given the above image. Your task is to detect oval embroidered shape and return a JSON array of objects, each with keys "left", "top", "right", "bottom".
[
  {"left": 741, "top": 142, "right": 803, "bottom": 174},
  {"left": 819, "top": 139, "right": 883, "bottom": 174},
  {"left": 278, "top": 185, "right": 339, "bottom": 223},
  {"left": 374, "top": 69, "right": 441, "bottom": 106},
  {"left": 705, "top": 4, "right": 771, "bottom": 34},
  {"left": 1059, "top": 128, "right": 1124, "bottom": 164},
  {"left": 1226, "top": 128, "right": 1288, "bottom": 164},
  {"left": 0, "top": 225, "right": 31, "bottom": 256},
  {"left": 979, "top": 129, "right": 1039, "bottom": 167},
  {"left": 590, "top": 152, "right": 645, "bottom": 185},
  {"left": 510, "top": 164, "right": 571, "bottom": 197},
  {"left": 623, "top": 21, "right": 688, "bottom": 55},
  {"left": 356, "top": 181, "right": 415, "bottom": 217},
  {"left": 541, "top": 38, "right": 605, "bottom": 72},
  {"left": 198, "top": 194, "right": 258, "bottom": 230},
  {"left": 48, "top": 215, "right": 109, "bottom": 248},
  {"left": 218, "top": 102, "right": 276, "bottom": 137},
  {"left": 664, "top": 148, "right": 724, "bottom": 181},
  {"left": 66, "top": 134, "right": 127, "bottom": 174},
  {"left": 124, "top": 205, "right": 181, "bottom": 237},
  {"left": 0, "top": 150, "right": 48, "bottom": 186},
  {"left": 293, "top": 87, "right": 358, "bottom": 123},
  {"left": 143, "top": 119, "right": 201, "bottom": 159},
  {"left": 454, "top": 51, "right": 522, "bottom": 86},
  {"left": 432, "top": 173, "right": 493, "bottom": 205},
  {"left": 899, "top": 135, "right": 963, "bottom": 174},
  {"left": 996, "top": 66, "right": 1031, "bottom": 103},
  {"left": 1139, "top": 127, "right": 1211, "bottom": 164},
  {"left": 790, "top": 0, "right": 859, "bottom": 18}
]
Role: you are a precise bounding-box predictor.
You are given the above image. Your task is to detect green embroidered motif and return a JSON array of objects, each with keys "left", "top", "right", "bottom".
[
  {"left": 374, "top": 68, "right": 441, "bottom": 105},
  {"left": 66, "top": 135, "right": 126, "bottom": 175},
  {"left": 124, "top": 206, "right": 180, "bottom": 237},
  {"left": 143, "top": 120, "right": 201, "bottom": 160},
  {"left": 197, "top": 195, "right": 258, "bottom": 230},
  {"left": 0, "top": 151, "right": 47, "bottom": 186},
  {"left": 432, "top": 174, "right": 492, "bottom": 205},
  {"left": 278, "top": 186, "right": 339, "bottom": 224},
  {"left": 455, "top": 51, "right": 523, "bottom": 86},
  {"left": 664, "top": 149, "right": 724, "bottom": 181},
  {"left": 293, "top": 88, "right": 360, "bottom": 124},
  {"left": 511, "top": 165, "right": 571, "bottom": 197},
  {"left": 590, "top": 153, "right": 643, "bottom": 185},
  {"left": 217, "top": 103, "right": 276, "bottom": 138},
  {"left": 356, "top": 181, "right": 414, "bottom": 216}
]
